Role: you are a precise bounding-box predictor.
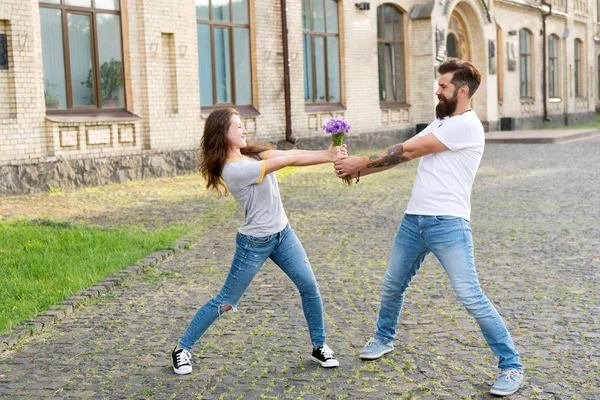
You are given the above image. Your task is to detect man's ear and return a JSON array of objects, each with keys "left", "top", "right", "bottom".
[{"left": 460, "top": 85, "right": 470, "bottom": 98}]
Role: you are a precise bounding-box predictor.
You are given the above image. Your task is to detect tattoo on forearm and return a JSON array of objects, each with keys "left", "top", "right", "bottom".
[{"left": 366, "top": 144, "right": 410, "bottom": 169}]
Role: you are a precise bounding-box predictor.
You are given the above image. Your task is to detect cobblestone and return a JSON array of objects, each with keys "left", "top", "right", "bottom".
[{"left": 0, "top": 136, "right": 599, "bottom": 399}]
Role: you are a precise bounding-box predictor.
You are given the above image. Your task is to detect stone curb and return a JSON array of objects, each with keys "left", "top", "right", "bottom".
[{"left": 0, "top": 237, "right": 195, "bottom": 354}]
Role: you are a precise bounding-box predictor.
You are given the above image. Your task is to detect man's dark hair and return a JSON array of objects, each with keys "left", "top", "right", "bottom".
[{"left": 437, "top": 60, "right": 481, "bottom": 98}]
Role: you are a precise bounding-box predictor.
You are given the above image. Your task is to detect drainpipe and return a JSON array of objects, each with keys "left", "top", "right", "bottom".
[
  {"left": 280, "top": 0, "right": 297, "bottom": 144},
  {"left": 541, "top": 1, "right": 552, "bottom": 122}
]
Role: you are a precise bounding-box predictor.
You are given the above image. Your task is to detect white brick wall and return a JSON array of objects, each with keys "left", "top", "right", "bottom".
[{"left": 0, "top": 0, "right": 597, "bottom": 173}]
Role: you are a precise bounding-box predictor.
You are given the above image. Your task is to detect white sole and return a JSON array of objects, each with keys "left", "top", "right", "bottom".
[
  {"left": 173, "top": 367, "right": 192, "bottom": 375},
  {"left": 359, "top": 347, "right": 394, "bottom": 360},
  {"left": 489, "top": 388, "right": 518, "bottom": 396},
  {"left": 311, "top": 356, "right": 339, "bottom": 368}
]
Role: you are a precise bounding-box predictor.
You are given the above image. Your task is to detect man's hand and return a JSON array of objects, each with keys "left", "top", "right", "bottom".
[{"left": 334, "top": 156, "right": 364, "bottom": 179}]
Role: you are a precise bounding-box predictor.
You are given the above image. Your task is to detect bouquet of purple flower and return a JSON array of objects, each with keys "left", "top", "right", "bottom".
[{"left": 323, "top": 117, "right": 353, "bottom": 185}]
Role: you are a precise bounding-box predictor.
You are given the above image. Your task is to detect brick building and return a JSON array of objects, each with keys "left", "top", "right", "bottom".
[{"left": 0, "top": 0, "right": 597, "bottom": 196}]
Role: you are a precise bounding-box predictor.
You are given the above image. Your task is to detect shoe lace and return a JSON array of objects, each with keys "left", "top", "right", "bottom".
[
  {"left": 365, "top": 338, "right": 376, "bottom": 347},
  {"left": 320, "top": 344, "right": 334, "bottom": 359},
  {"left": 177, "top": 349, "right": 191, "bottom": 366},
  {"left": 503, "top": 369, "right": 521, "bottom": 381}
]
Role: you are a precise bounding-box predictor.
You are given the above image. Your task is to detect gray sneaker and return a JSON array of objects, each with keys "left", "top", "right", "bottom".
[
  {"left": 359, "top": 338, "right": 394, "bottom": 360},
  {"left": 490, "top": 369, "right": 524, "bottom": 396}
]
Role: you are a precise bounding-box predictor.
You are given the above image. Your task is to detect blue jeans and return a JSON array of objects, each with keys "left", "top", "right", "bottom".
[
  {"left": 375, "top": 214, "right": 522, "bottom": 371},
  {"left": 179, "top": 224, "right": 326, "bottom": 350}
]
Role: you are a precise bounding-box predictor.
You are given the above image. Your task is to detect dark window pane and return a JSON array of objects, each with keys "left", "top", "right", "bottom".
[
  {"left": 65, "top": 0, "right": 92, "bottom": 7},
  {"left": 393, "top": 8, "right": 403, "bottom": 41},
  {"left": 446, "top": 34, "right": 458, "bottom": 58},
  {"left": 326, "top": 36, "right": 340, "bottom": 102},
  {"left": 325, "top": 0, "right": 338, "bottom": 34},
  {"left": 376, "top": 6, "right": 382, "bottom": 39},
  {"left": 95, "top": 0, "right": 120, "bottom": 11},
  {"left": 302, "top": 0, "right": 310, "bottom": 30},
  {"left": 40, "top": 0, "right": 61, "bottom": 4},
  {"left": 312, "top": 0, "right": 325, "bottom": 32},
  {"left": 67, "top": 13, "right": 94, "bottom": 106},
  {"left": 303, "top": 34, "right": 313, "bottom": 100},
  {"left": 314, "top": 36, "right": 326, "bottom": 101},
  {"left": 96, "top": 13, "right": 124, "bottom": 108},
  {"left": 195, "top": 0, "right": 209, "bottom": 20},
  {"left": 232, "top": 0, "right": 249, "bottom": 24},
  {"left": 395, "top": 43, "right": 405, "bottom": 102},
  {"left": 213, "top": 0, "right": 230, "bottom": 22},
  {"left": 382, "top": 5, "right": 393, "bottom": 40},
  {"left": 214, "top": 27, "right": 231, "bottom": 103},
  {"left": 40, "top": 7, "right": 67, "bottom": 109},
  {"left": 384, "top": 44, "right": 394, "bottom": 101},
  {"left": 234, "top": 27, "right": 252, "bottom": 105},
  {"left": 378, "top": 42, "right": 385, "bottom": 101},
  {"left": 197, "top": 23, "right": 213, "bottom": 106}
]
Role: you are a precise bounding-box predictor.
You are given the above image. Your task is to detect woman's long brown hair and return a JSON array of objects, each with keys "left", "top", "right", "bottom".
[{"left": 200, "top": 108, "right": 274, "bottom": 197}]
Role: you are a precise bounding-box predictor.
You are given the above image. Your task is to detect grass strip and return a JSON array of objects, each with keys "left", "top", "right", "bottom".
[{"left": 0, "top": 219, "right": 189, "bottom": 333}]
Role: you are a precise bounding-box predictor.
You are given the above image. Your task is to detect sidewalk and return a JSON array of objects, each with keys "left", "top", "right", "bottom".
[
  {"left": 485, "top": 128, "right": 598, "bottom": 143},
  {"left": 0, "top": 133, "right": 599, "bottom": 399}
]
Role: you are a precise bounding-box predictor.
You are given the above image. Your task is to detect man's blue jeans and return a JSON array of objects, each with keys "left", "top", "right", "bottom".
[
  {"left": 179, "top": 224, "right": 326, "bottom": 351},
  {"left": 375, "top": 214, "right": 522, "bottom": 371}
]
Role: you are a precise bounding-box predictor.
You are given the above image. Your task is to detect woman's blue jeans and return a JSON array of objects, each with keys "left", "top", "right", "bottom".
[
  {"left": 375, "top": 214, "right": 522, "bottom": 371},
  {"left": 179, "top": 224, "right": 326, "bottom": 350}
]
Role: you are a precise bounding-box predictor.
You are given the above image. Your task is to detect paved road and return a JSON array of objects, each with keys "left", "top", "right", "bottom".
[{"left": 1, "top": 135, "right": 599, "bottom": 399}]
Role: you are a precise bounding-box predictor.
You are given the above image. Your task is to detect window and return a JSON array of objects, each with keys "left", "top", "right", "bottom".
[
  {"left": 519, "top": 29, "right": 533, "bottom": 98},
  {"left": 548, "top": 34, "right": 559, "bottom": 98},
  {"left": 39, "top": 0, "right": 125, "bottom": 112},
  {"left": 446, "top": 13, "right": 470, "bottom": 60},
  {"left": 196, "top": 0, "right": 252, "bottom": 107},
  {"left": 574, "top": 39, "right": 583, "bottom": 97},
  {"left": 302, "top": 0, "right": 341, "bottom": 104},
  {"left": 377, "top": 4, "right": 406, "bottom": 104}
]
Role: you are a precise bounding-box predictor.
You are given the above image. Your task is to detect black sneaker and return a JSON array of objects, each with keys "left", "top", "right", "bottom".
[
  {"left": 311, "top": 344, "right": 339, "bottom": 368},
  {"left": 172, "top": 347, "right": 192, "bottom": 375}
]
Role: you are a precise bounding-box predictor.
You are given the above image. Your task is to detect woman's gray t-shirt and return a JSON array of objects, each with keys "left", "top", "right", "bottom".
[{"left": 222, "top": 151, "right": 288, "bottom": 237}]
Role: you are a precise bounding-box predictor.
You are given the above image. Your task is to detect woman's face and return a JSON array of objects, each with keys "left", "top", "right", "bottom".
[{"left": 225, "top": 114, "right": 248, "bottom": 150}]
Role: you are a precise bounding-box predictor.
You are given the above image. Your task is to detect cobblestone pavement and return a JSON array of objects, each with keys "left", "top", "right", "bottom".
[{"left": 0, "top": 136, "right": 599, "bottom": 399}]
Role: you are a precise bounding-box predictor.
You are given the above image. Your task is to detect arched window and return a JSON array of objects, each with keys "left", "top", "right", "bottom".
[
  {"left": 548, "top": 34, "right": 559, "bottom": 98},
  {"left": 302, "top": 0, "right": 341, "bottom": 104},
  {"left": 519, "top": 29, "right": 533, "bottom": 98},
  {"left": 196, "top": 0, "right": 253, "bottom": 107},
  {"left": 446, "top": 14, "right": 470, "bottom": 60},
  {"left": 377, "top": 4, "right": 406, "bottom": 104},
  {"left": 574, "top": 39, "right": 583, "bottom": 97},
  {"left": 39, "top": 0, "right": 125, "bottom": 111}
]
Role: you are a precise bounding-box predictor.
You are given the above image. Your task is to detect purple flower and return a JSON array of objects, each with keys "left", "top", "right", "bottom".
[{"left": 322, "top": 118, "right": 351, "bottom": 135}]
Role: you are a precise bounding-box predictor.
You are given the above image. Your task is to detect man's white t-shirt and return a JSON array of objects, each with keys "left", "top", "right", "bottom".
[{"left": 405, "top": 110, "right": 484, "bottom": 221}]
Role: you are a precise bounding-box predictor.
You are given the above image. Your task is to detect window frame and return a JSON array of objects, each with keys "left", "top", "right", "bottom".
[
  {"left": 574, "top": 38, "right": 584, "bottom": 97},
  {"left": 196, "top": 0, "right": 255, "bottom": 111},
  {"left": 302, "top": 0, "right": 343, "bottom": 107},
  {"left": 548, "top": 34, "right": 560, "bottom": 99},
  {"left": 519, "top": 28, "right": 533, "bottom": 99},
  {"left": 39, "top": 0, "right": 126, "bottom": 114},
  {"left": 377, "top": 3, "right": 408, "bottom": 108}
]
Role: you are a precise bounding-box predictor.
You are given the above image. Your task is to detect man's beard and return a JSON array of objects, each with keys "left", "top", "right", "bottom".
[{"left": 435, "top": 90, "right": 459, "bottom": 119}]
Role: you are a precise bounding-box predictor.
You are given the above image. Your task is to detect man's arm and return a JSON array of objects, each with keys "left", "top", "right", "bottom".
[{"left": 334, "top": 133, "right": 448, "bottom": 178}]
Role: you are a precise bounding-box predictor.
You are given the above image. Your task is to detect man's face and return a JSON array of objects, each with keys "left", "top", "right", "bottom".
[{"left": 435, "top": 73, "right": 459, "bottom": 119}]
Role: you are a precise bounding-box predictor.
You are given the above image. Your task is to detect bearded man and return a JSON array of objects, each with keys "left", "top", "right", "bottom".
[{"left": 334, "top": 59, "right": 524, "bottom": 397}]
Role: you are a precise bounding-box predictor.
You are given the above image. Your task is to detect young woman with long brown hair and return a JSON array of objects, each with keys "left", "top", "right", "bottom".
[{"left": 172, "top": 107, "right": 346, "bottom": 374}]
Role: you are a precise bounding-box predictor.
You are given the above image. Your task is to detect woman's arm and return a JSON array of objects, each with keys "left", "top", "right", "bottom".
[{"left": 263, "top": 143, "right": 345, "bottom": 175}]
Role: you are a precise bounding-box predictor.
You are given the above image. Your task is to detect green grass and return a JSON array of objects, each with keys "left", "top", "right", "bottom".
[{"left": 0, "top": 220, "right": 189, "bottom": 333}]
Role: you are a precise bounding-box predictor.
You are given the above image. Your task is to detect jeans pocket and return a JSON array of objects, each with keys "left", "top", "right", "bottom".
[
  {"left": 433, "top": 215, "right": 462, "bottom": 223},
  {"left": 247, "top": 234, "right": 273, "bottom": 247}
]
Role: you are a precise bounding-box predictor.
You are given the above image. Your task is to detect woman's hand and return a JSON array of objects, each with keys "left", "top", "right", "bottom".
[{"left": 328, "top": 143, "right": 348, "bottom": 162}]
